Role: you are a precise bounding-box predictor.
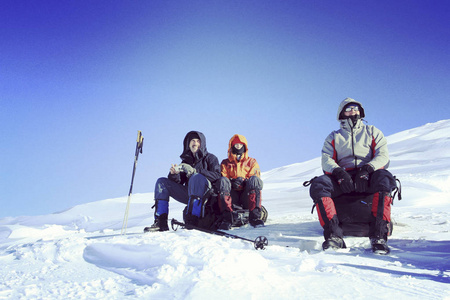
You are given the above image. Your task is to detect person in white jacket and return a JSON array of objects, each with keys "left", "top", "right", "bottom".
[{"left": 309, "top": 98, "right": 396, "bottom": 254}]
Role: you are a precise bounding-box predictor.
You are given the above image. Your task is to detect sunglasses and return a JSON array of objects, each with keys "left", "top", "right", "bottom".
[{"left": 344, "top": 105, "right": 359, "bottom": 112}]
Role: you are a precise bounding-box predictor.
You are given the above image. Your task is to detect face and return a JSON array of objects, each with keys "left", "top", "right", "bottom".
[
  {"left": 233, "top": 143, "right": 244, "bottom": 150},
  {"left": 343, "top": 105, "right": 361, "bottom": 117},
  {"left": 189, "top": 138, "right": 201, "bottom": 154}
]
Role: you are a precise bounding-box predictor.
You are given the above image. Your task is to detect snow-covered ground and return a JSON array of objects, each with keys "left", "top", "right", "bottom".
[{"left": 1, "top": 120, "right": 449, "bottom": 299}]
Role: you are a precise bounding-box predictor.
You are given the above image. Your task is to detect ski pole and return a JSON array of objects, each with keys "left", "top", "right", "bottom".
[
  {"left": 121, "top": 130, "right": 144, "bottom": 234},
  {"left": 171, "top": 219, "right": 269, "bottom": 250}
]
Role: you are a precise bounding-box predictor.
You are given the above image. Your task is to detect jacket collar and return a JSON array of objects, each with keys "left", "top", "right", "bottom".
[{"left": 340, "top": 118, "right": 363, "bottom": 132}]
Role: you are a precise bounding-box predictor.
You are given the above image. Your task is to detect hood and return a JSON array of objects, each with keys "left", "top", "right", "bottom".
[
  {"left": 180, "top": 131, "right": 208, "bottom": 163},
  {"left": 227, "top": 134, "right": 249, "bottom": 162},
  {"left": 337, "top": 97, "right": 366, "bottom": 121}
]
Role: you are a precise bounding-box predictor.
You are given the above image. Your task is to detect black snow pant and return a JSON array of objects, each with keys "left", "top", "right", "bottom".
[
  {"left": 309, "top": 169, "right": 396, "bottom": 240},
  {"left": 217, "top": 176, "right": 263, "bottom": 221}
]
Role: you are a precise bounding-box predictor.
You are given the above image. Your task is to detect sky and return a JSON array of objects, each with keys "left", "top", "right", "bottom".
[{"left": 1, "top": 0, "right": 449, "bottom": 218}]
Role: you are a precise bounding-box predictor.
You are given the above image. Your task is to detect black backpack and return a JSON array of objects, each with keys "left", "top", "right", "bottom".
[
  {"left": 183, "top": 192, "right": 269, "bottom": 230},
  {"left": 304, "top": 175, "right": 402, "bottom": 237},
  {"left": 183, "top": 190, "right": 221, "bottom": 230}
]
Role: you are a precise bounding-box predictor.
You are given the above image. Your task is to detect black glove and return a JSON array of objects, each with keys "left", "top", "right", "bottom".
[
  {"left": 332, "top": 168, "right": 355, "bottom": 193},
  {"left": 355, "top": 164, "right": 374, "bottom": 193},
  {"left": 231, "top": 177, "right": 245, "bottom": 190}
]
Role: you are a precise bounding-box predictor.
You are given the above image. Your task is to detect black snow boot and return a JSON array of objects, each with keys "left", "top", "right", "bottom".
[
  {"left": 322, "top": 234, "right": 346, "bottom": 251},
  {"left": 144, "top": 213, "right": 169, "bottom": 232},
  {"left": 218, "top": 211, "right": 233, "bottom": 230},
  {"left": 370, "top": 238, "right": 390, "bottom": 255},
  {"left": 250, "top": 218, "right": 264, "bottom": 228},
  {"left": 249, "top": 207, "right": 265, "bottom": 228}
]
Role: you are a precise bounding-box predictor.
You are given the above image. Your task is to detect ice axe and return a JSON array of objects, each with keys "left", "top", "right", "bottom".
[{"left": 121, "top": 130, "right": 144, "bottom": 234}]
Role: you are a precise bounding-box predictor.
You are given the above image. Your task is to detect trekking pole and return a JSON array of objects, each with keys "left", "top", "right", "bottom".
[
  {"left": 171, "top": 219, "right": 269, "bottom": 250},
  {"left": 121, "top": 130, "right": 144, "bottom": 234}
]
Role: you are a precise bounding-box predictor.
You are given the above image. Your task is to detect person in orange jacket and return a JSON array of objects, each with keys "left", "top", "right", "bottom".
[{"left": 218, "top": 134, "right": 264, "bottom": 229}]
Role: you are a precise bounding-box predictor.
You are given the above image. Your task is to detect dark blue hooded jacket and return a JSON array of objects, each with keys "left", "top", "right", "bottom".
[{"left": 168, "top": 131, "right": 221, "bottom": 186}]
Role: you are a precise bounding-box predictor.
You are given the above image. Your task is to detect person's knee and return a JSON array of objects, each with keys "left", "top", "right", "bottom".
[
  {"left": 370, "top": 170, "right": 395, "bottom": 192},
  {"left": 218, "top": 177, "right": 231, "bottom": 193},
  {"left": 247, "top": 176, "right": 263, "bottom": 190},
  {"left": 188, "top": 173, "right": 212, "bottom": 197},
  {"left": 309, "top": 175, "right": 333, "bottom": 200},
  {"left": 155, "top": 177, "right": 171, "bottom": 199},
  {"left": 156, "top": 177, "right": 169, "bottom": 183},
  {"left": 189, "top": 173, "right": 207, "bottom": 183}
]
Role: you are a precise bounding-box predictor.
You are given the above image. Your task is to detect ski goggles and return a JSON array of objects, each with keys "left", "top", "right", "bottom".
[{"left": 344, "top": 105, "right": 360, "bottom": 112}]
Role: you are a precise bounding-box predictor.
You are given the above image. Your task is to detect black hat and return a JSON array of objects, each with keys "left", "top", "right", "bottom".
[{"left": 186, "top": 132, "right": 200, "bottom": 143}]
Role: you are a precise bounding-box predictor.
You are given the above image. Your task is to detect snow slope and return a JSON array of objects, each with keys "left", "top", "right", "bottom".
[{"left": 1, "top": 120, "right": 449, "bottom": 299}]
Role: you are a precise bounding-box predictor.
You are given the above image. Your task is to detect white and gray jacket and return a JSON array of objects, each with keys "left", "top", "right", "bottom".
[{"left": 321, "top": 98, "right": 390, "bottom": 174}]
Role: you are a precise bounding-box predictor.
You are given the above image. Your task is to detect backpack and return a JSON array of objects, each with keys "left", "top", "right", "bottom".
[
  {"left": 230, "top": 204, "right": 268, "bottom": 227},
  {"left": 183, "top": 191, "right": 221, "bottom": 230},
  {"left": 333, "top": 192, "right": 392, "bottom": 237},
  {"left": 183, "top": 193, "right": 269, "bottom": 230},
  {"left": 304, "top": 175, "right": 402, "bottom": 237}
]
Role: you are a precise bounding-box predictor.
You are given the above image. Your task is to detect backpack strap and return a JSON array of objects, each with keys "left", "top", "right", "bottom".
[
  {"left": 303, "top": 176, "right": 319, "bottom": 214},
  {"left": 391, "top": 176, "right": 402, "bottom": 202},
  {"left": 303, "top": 176, "right": 318, "bottom": 187}
]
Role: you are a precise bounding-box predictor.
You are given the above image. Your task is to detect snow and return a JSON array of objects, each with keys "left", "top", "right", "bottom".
[{"left": 1, "top": 120, "right": 450, "bottom": 299}]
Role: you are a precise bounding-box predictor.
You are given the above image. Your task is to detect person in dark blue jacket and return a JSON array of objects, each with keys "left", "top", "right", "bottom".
[{"left": 144, "top": 131, "right": 221, "bottom": 232}]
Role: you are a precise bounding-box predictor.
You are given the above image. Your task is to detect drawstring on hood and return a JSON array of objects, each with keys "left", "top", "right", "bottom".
[
  {"left": 348, "top": 114, "right": 361, "bottom": 127},
  {"left": 232, "top": 146, "right": 245, "bottom": 162}
]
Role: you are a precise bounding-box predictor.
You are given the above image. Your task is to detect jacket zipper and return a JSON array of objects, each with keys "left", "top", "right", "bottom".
[{"left": 351, "top": 121, "right": 357, "bottom": 169}]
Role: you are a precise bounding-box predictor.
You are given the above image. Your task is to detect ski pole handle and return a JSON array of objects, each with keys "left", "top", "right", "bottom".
[{"left": 136, "top": 130, "right": 144, "bottom": 154}]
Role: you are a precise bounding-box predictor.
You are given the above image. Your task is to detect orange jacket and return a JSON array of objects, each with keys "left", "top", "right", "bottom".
[{"left": 221, "top": 134, "right": 261, "bottom": 179}]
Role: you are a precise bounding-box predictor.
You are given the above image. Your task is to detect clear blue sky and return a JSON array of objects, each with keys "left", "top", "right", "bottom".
[{"left": 1, "top": 0, "right": 449, "bottom": 218}]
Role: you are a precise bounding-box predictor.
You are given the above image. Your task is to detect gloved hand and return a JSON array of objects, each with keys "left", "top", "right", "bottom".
[
  {"left": 231, "top": 177, "right": 245, "bottom": 190},
  {"left": 355, "top": 164, "right": 374, "bottom": 192},
  {"left": 179, "top": 163, "right": 197, "bottom": 178},
  {"left": 332, "top": 167, "right": 355, "bottom": 193}
]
